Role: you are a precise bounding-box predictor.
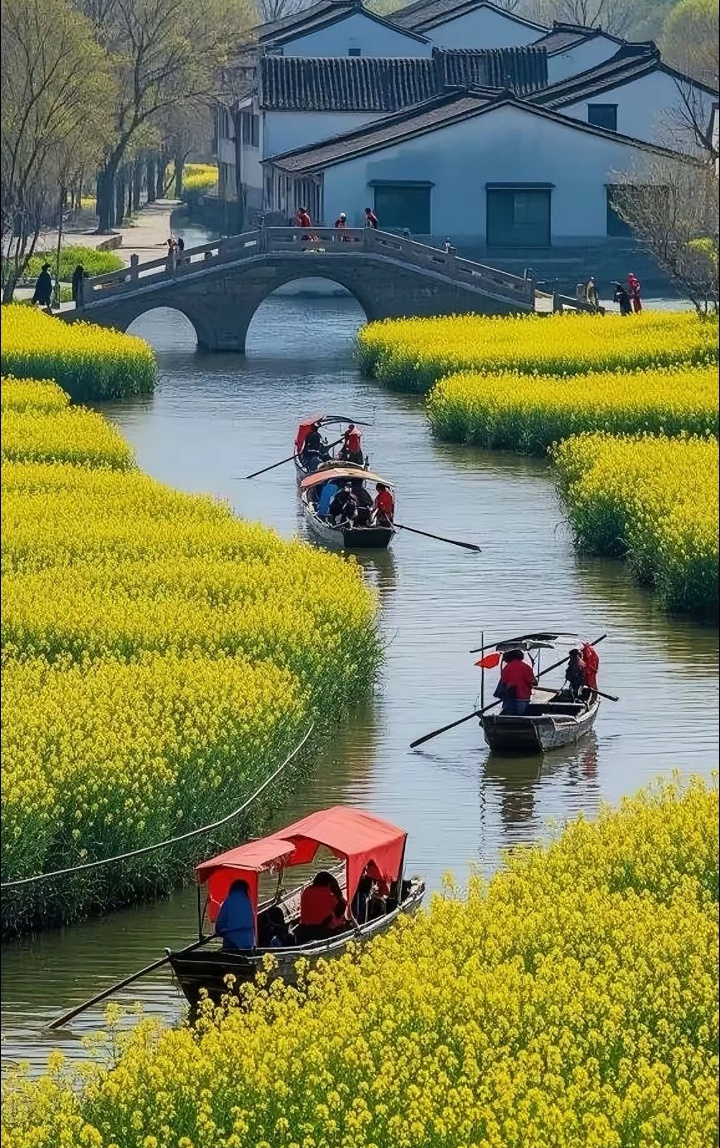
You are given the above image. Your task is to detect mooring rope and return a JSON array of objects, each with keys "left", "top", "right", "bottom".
[{"left": 1, "top": 724, "right": 315, "bottom": 889}]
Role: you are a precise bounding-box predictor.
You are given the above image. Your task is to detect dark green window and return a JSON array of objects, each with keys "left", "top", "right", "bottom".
[
  {"left": 486, "top": 187, "right": 551, "bottom": 247},
  {"left": 372, "top": 183, "right": 431, "bottom": 234}
]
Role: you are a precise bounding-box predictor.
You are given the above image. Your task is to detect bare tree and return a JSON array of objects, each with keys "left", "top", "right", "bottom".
[
  {"left": 656, "top": 78, "right": 719, "bottom": 162},
  {"left": 1, "top": 0, "right": 113, "bottom": 298},
  {"left": 611, "top": 156, "right": 718, "bottom": 313},
  {"left": 521, "top": 0, "right": 633, "bottom": 36},
  {"left": 255, "top": 0, "right": 309, "bottom": 23},
  {"left": 84, "top": 0, "right": 253, "bottom": 231}
]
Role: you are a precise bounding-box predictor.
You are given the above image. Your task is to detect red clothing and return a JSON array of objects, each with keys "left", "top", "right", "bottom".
[
  {"left": 628, "top": 275, "right": 642, "bottom": 313},
  {"left": 500, "top": 659, "right": 536, "bottom": 701},
  {"left": 297, "top": 210, "right": 312, "bottom": 228},
  {"left": 365, "top": 211, "right": 378, "bottom": 229},
  {"left": 374, "top": 489, "right": 394, "bottom": 518},
  {"left": 345, "top": 429, "right": 362, "bottom": 453},
  {"left": 581, "top": 643, "right": 599, "bottom": 691},
  {"left": 334, "top": 217, "right": 346, "bottom": 229},
  {"left": 300, "top": 884, "right": 342, "bottom": 928}
]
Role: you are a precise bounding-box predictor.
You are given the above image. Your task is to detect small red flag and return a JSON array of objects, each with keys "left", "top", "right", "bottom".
[{"left": 475, "top": 651, "right": 502, "bottom": 669}]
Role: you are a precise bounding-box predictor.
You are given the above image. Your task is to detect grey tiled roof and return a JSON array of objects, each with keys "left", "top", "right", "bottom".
[
  {"left": 531, "top": 21, "right": 620, "bottom": 54},
  {"left": 265, "top": 88, "right": 692, "bottom": 174},
  {"left": 259, "top": 47, "right": 548, "bottom": 111},
  {"left": 532, "top": 44, "right": 662, "bottom": 106},
  {"left": 254, "top": 0, "right": 429, "bottom": 47},
  {"left": 390, "top": 0, "right": 546, "bottom": 34}
]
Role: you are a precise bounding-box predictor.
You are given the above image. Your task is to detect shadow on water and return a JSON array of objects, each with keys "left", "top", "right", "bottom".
[{"left": 2, "top": 287, "right": 717, "bottom": 1071}]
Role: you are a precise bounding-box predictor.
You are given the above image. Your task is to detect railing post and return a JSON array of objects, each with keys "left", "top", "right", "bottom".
[
  {"left": 130, "top": 254, "right": 139, "bottom": 281},
  {"left": 259, "top": 226, "right": 268, "bottom": 254},
  {"left": 76, "top": 277, "right": 84, "bottom": 308}
]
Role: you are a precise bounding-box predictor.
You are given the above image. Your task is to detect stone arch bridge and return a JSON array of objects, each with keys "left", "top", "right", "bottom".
[{"left": 67, "top": 228, "right": 585, "bottom": 350}]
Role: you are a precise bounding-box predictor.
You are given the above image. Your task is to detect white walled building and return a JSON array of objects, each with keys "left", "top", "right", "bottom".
[
  {"left": 263, "top": 90, "right": 697, "bottom": 245},
  {"left": 389, "top": 0, "right": 547, "bottom": 50}
]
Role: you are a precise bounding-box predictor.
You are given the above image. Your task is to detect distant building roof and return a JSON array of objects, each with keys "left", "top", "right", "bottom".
[
  {"left": 389, "top": 0, "right": 546, "bottom": 34},
  {"left": 259, "top": 46, "right": 548, "bottom": 110},
  {"left": 532, "top": 42, "right": 718, "bottom": 106},
  {"left": 254, "top": 0, "right": 429, "bottom": 47},
  {"left": 265, "top": 86, "right": 687, "bottom": 174},
  {"left": 532, "top": 20, "right": 623, "bottom": 55}
]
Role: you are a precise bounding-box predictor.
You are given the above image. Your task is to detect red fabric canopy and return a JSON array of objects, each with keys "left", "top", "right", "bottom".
[
  {"left": 295, "top": 415, "right": 325, "bottom": 453},
  {"left": 197, "top": 807, "right": 407, "bottom": 923}
]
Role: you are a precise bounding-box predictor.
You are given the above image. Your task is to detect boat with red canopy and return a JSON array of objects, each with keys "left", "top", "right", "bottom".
[
  {"left": 167, "top": 806, "right": 424, "bottom": 1007},
  {"left": 294, "top": 413, "right": 372, "bottom": 482}
]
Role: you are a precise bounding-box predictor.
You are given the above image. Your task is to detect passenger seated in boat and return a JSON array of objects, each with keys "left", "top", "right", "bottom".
[
  {"left": 351, "top": 478, "right": 373, "bottom": 526},
  {"left": 215, "top": 879, "right": 255, "bottom": 951},
  {"left": 296, "top": 871, "right": 349, "bottom": 942},
  {"left": 301, "top": 422, "right": 328, "bottom": 471},
  {"left": 257, "top": 904, "right": 292, "bottom": 948},
  {"left": 372, "top": 483, "right": 394, "bottom": 526},
  {"left": 497, "top": 649, "right": 537, "bottom": 716},
  {"left": 352, "top": 861, "right": 390, "bottom": 923},
  {"left": 566, "top": 649, "right": 589, "bottom": 700},
  {"left": 329, "top": 483, "right": 357, "bottom": 525},
  {"left": 316, "top": 479, "right": 339, "bottom": 519}
]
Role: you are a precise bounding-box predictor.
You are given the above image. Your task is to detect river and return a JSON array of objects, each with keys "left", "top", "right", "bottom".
[{"left": 2, "top": 253, "right": 717, "bottom": 1073}]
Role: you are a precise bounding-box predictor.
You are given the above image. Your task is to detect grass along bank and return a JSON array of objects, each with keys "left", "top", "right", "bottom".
[
  {"left": 2, "top": 777, "right": 717, "bottom": 1147},
  {"left": 1, "top": 305, "right": 155, "bottom": 401},
  {"left": 426, "top": 364, "right": 719, "bottom": 452},
  {"left": 553, "top": 433, "right": 719, "bottom": 621},
  {"left": 356, "top": 312, "right": 719, "bottom": 394},
  {"left": 1, "top": 380, "right": 380, "bottom": 934},
  {"left": 25, "top": 245, "right": 124, "bottom": 282}
]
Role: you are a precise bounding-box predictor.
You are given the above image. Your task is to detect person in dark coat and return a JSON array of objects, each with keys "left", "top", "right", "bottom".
[
  {"left": 613, "top": 282, "right": 632, "bottom": 315},
  {"left": 71, "top": 264, "right": 85, "bottom": 304},
  {"left": 32, "top": 264, "right": 53, "bottom": 309}
]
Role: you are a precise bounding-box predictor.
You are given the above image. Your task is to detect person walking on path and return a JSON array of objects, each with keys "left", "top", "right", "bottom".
[
  {"left": 627, "top": 272, "right": 642, "bottom": 312},
  {"left": 31, "top": 264, "right": 53, "bottom": 310},
  {"left": 71, "top": 264, "right": 86, "bottom": 305},
  {"left": 585, "top": 278, "right": 599, "bottom": 310}
]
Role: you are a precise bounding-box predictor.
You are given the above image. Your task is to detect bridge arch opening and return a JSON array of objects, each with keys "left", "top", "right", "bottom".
[
  {"left": 245, "top": 277, "right": 367, "bottom": 360},
  {"left": 126, "top": 306, "right": 202, "bottom": 352}
]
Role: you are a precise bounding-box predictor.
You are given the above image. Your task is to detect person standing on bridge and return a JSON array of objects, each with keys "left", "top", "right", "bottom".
[
  {"left": 71, "top": 264, "right": 86, "bottom": 305},
  {"left": 295, "top": 206, "right": 314, "bottom": 243},
  {"left": 334, "top": 212, "right": 351, "bottom": 242},
  {"left": 364, "top": 207, "right": 378, "bottom": 230}
]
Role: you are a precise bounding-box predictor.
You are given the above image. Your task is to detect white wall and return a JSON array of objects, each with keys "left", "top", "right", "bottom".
[
  {"left": 560, "top": 70, "right": 717, "bottom": 154},
  {"left": 320, "top": 103, "right": 668, "bottom": 240},
  {"left": 544, "top": 36, "right": 622, "bottom": 83},
  {"left": 265, "top": 110, "right": 384, "bottom": 157},
  {"left": 280, "top": 12, "right": 432, "bottom": 56},
  {"left": 425, "top": 7, "right": 542, "bottom": 49}
]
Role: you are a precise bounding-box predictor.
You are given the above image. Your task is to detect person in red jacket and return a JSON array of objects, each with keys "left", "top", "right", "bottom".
[
  {"left": 364, "top": 207, "right": 378, "bottom": 229},
  {"left": 498, "top": 649, "right": 537, "bottom": 715},
  {"left": 340, "top": 423, "right": 363, "bottom": 464},
  {"left": 627, "top": 272, "right": 642, "bottom": 313},
  {"left": 372, "top": 482, "right": 394, "bottom": 525}
]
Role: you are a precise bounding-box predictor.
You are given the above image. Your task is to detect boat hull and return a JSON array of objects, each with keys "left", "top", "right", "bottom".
[
  {"left": 482, "top": 697, "right": 600, "bottom": 754},
  {"left": 302, "top": 495, "right": 394, "bottom": 550},
  {"left": 168, "top": 879, "right": 425, "bottom": 1008}
]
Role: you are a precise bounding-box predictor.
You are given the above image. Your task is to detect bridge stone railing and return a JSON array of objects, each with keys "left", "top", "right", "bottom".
[{"left": 76, "top": 227, "right": 537, "bottom": 309}]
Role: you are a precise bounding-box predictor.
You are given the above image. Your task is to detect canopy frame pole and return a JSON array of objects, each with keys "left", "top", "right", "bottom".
[
  {"left": 196, "top": 885, "right": 207, "bottom": 942},
  {"left": 480, "top": 630, "right": 485, "bottom": 712},
  {"left": 272, "top": 866, "right": 284, "bottom": 903}
]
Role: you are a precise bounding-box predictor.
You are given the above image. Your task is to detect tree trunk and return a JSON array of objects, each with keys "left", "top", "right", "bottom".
[
  {"left": 127, "top": 168, "right": 133, "bottom": 219},
  {"left": 157, "top": 156, "right": 168, "bottom": 199},
  {"left": 132, "top": 162, "right": 143, "bottom": 212},
  {"left": 115, "top": 168, "right": 126, "bottom": 226},
  {"left": 146, "top": 158, "right": 157, "bottom": 204},
  {"left": 96, "top": 167, "right": 116, "bottom": 232},
  {"left": 174, "top": 154, "right": 185, "bottom": 200}
]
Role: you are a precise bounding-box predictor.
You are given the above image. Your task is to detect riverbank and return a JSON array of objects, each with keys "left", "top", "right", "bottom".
[{"left": 3, "top": 777, "right": 717, "bottom": 1146}]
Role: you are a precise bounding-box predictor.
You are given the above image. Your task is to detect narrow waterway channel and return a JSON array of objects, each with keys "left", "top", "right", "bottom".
[{"left": 2, "top": 264, "right": 717, "bottom": 1073}]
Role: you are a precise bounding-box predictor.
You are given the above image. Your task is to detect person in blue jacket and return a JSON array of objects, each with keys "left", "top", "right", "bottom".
[
  {"left": 316, "top": 479, "right": 339, "bottom": 519},
  {"left": 215, "top": 879, "right": 255, "bottom": 950}
]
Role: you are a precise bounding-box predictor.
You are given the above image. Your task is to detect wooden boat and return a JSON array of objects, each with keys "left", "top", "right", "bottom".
[
  {"left": 474, "top": 631, "right": 603, "bottom": 755},
  {"left": 294, "top": 413, "right": 371, "bottom": 484},
  {"left": 299, "top": 465, "right": 396, "bottom": 551},
  {"left": 482, "top": 690, "right": 600, "bottom": 753},
  {"left": 168, "top": 806, "right": 425, "bottom": 1007}
]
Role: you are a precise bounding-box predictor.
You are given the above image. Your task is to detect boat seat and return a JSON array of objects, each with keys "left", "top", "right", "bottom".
[{"left": 526, "top": 702, "right": 586, "bottom": 716}]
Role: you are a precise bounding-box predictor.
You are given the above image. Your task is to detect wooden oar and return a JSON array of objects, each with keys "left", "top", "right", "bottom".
[
  {"left": 47, "top": 935, "right": 210, "bottom": 1031},
  {"left": 410, "top": 633, "right": 608, "bottom": 749},
  {"left": 241, "top": 438, "right": 345, "bottom": 481},
  {"left": 395, "top": 523, "right": 481, "bottom": 552}
]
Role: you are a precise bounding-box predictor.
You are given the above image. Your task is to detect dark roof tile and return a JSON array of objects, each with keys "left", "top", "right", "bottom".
[{"left": 390, "top": 0, "right": 545, "bottom": 34}]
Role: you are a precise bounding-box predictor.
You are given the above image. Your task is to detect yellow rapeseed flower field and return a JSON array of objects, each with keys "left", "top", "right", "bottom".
[
  {"left": 3, "top": 778, "right": 717, "bottom": 1147},
  {"left": 427, "top": 364, "right": 719, "bottom": 452},
  {"left": 1, "top": 376, "right": 69, "bottom": 412},
  {"left": 553, "top": 433, "right": 719, "bottom": 620},
  {"left": 356, "top": 312, "right": 719, "bottom": 392},
  {"left": 0, "top": 304, "right": 156, "bottom": 400},
  {"left": 1, "top": 384, "right": 380, "bottom": 933}
]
